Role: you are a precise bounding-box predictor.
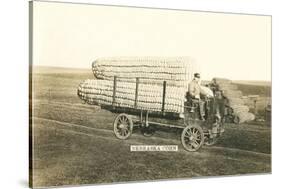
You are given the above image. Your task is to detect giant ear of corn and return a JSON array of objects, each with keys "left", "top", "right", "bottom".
[
  {"left": 78, "top": 79, "right": 186, "bottom": 114},
  {"left": 92, "top": 57, "right": 196, "bottom": 88}
]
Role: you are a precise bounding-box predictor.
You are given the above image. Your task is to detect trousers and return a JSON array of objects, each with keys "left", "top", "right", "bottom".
[
  {"left": 191, "top": 96, "right": 205, "bottom": 119},
  {"left": 198, "top": 99, "right": 205, "bottom": 119}
]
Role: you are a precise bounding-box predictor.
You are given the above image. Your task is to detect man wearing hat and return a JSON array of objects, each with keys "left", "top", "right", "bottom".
[{"left": 188, "top": 73, "right": 205, "bottom": 120}]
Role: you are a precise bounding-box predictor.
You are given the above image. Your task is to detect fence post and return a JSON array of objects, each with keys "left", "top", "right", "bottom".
[
  {"left": 134, "top": 77, "right": 139, "bottom": 108},
  {"left": 162, "top": 81, "right": 167, "bottom": 113},
  {"left": 112, "top": 76, "right": 117, "bottom": 107}
]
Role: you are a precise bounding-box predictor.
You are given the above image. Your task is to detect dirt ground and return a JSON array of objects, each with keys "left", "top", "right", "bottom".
[{"left": 30, "top": 67, "right": 271, "bottom": 187}]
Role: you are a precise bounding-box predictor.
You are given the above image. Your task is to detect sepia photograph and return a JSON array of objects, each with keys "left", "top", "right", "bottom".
[{"left": 29, "top": 1, "right": 271, "bottom": 188}]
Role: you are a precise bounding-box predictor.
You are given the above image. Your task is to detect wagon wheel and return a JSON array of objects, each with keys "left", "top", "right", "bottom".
[
  {"left": 204, "top": 137, "right": 219, "bottom": 146},
  {"left": 181, "top": 125, "right": 204, "bottom": 152},
  {"left": 113, "top": 113, "right": 133, "bottom": 140},
  {"left": 141, "top": 126, "right": 155, "bottom": 137}
]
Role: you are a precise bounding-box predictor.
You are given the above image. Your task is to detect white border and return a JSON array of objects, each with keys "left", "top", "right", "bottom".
[{"left": 0, "top": 0, "right": 279, "bottom": 189}]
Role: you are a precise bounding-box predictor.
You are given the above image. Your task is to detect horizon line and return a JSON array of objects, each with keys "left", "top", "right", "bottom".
[{"left": 32, "top": 65, "right": 271, "bottom": 82}]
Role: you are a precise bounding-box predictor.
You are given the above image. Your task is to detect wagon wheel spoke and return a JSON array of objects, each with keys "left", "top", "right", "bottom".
[
  {"left": 124, "top": 129, "right": 129, "bottom": 135},
  {"left": 123, "top": 130, "right": 128, "bottom": 136},
  {"left": 184, "top": 129, "right": 191, "bottom": 136},
  {"left": 189, "top": 142, "right": 197, "bottom": 149},
  {"left": 123, "top": 128, "right": 128, "bottom": 136},
  {"left": 118, "top": 118, "right": 122, "bottom": 124},
  {"left": 193, "top": 140, "right": 200, "bottom": 147},
  {"left": 119, "top": 129, "right": 123, "bottom": 136},
  {"left": 119, "top": 116, "right": 123, "bottom": 122},
  {"left": 122, "top": 129, "right": 127, "bottom": 136},
  {"left": 192, "top": 128, "right": 197, "bottom": 134},
  {"left": 184, "top": 137, "right": 190, "bottom": 142},
  {"left": 122, "top": 116, "right": 126, "bottom": 122},
  {"left": 118, "top": 129, "right": 123, "bottom": 135},
  {"left": 195, "top": 132, "right": 201, "bottom": 139},
  {"left": 188, "top": 141, "right": 198, "bottom": 149},
  {"left": 121, "top": 116, "right": 127, "bottom": 122},
  {"left": 184, "top": 135, "right": 190, "bottom": 140},
  {"left": 124, "top": 120, "right": 129, "bottom": 125},
  {"left": 124, "top": 117, "right": 129, "bottom": 122},
  {"left": 189, "top": 143, "right": 195, "bottom": 149}
]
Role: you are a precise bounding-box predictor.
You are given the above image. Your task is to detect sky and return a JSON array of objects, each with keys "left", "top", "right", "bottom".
[{"left": 32, "top": 1, "right": 271, "bottom": 81}]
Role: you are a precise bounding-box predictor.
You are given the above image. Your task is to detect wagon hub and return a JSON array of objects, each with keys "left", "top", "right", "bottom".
[
  {"left": 119, "top": 123, "right": 126, "bottom": 129},
  {"left": 189, "top": 134, "right": 196, "bottom": 142}
]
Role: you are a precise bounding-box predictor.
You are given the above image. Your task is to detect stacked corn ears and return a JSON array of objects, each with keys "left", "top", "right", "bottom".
[
  {"left": 212, "top": 78, "right": 255, "bottom": 123},
  {"left": 92, "top": 57, "right": 196, "bottom": 88},
  {"left": 78, "top": 79, "right": 186, "bottom": 113},
  {"left": 77, "top": 57, "right": 196, "bottom": 114}
]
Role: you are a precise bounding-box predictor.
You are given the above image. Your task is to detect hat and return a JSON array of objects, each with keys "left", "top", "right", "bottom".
[{"left": 194, "top": 73, "right": 200, "bottom": 78}]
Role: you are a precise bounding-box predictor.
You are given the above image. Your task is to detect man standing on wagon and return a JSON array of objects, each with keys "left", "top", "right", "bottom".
[{"left": 188, "top": 73, "right": 205, "bottom": 120}]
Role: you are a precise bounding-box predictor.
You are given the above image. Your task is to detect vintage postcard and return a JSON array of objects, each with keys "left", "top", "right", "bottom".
[{"left": 29, "top": 1, "right": 271, "bottom": 188}]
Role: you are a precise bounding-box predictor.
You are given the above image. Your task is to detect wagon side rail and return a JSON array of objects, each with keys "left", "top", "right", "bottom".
[{"left": 111, "top": 76, "right": 170, "bottom": 116}]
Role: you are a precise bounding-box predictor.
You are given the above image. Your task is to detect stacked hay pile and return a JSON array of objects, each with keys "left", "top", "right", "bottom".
[
  {"left": 212, "top": 78, "right": 255, "bottom": 124},
  {"left": 78, "top": 57, "right": 196, "bottom": 114}
]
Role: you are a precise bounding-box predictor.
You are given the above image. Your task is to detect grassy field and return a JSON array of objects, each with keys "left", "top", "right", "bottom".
[{"left": 30, "top": 66, "right": 271, "bottom": 188}]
